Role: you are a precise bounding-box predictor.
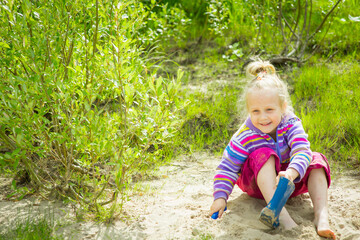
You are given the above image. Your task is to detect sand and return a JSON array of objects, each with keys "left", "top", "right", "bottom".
[{"left": 0, "top": 151, "right": 359, "bottom": 239}]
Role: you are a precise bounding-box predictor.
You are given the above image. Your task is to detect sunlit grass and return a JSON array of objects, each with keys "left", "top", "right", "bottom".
[
  {"left": 180, "top": 84, "right": 242, "bottom": 154},
  {"left": 291, "top": 58, "right": 360, "bottom": 168},
  {"left": 177, "top": 55, "right": 244, "bottom": 155},
  {"left": 0, "top": 214, "right": 62, "bottom": 240}
]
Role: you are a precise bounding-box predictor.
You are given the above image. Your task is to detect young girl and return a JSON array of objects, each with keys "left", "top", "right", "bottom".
[{"left": 210, "top": 60, "right": 336, "bottom": 239}]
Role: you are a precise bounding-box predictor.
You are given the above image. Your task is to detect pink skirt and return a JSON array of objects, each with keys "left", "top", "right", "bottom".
[{"left": 236, "top": 147, "right": 331, "bottom": 199}]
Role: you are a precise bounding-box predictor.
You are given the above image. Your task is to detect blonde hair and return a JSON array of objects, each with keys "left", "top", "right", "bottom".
[{"left": 243, "top": 60, "right": 293, "bottom": 114}]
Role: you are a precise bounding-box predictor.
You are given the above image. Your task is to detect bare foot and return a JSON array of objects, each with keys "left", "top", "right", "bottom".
[
  {"left": 280, "top": 217, "right": 298, "bottom": 230},
  {"left": 317, "top": 229, "right": 336, "bottom": 239},
  {"left": 279, "top": 209, "right": 298, "bottom": 230},
  {"left": 314, "top": 209, "right": 336, "bottom": 239}
]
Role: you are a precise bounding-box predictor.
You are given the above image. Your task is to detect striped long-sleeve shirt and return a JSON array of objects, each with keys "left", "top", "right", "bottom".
[{"left": 213, "top": 112, "right": 312, "bottom": 201}]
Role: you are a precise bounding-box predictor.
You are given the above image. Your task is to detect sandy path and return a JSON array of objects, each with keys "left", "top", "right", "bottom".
[
  {"left": 119, "top": 152, "right": 360, "bottom": 240},
  {"left": 1, "top": 152, "right": 360, "bottom": 239}
]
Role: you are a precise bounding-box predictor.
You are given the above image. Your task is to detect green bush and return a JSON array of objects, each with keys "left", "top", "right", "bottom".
[
  {"left": 138, "top": 1, "right": 191, "bottom": 48},
  {"left": 0, "top": 0, "right": 184, "bottom": 219},
  {"left": 201, "top": 0, "right": 358, "bottom": 58}
]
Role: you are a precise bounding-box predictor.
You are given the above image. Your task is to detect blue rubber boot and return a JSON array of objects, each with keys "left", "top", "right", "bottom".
[{"left": 259, "top": 176, "right": 295, "bottom": 228}]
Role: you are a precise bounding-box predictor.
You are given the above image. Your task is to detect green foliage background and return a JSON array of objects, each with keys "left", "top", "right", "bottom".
[
  {"left": 0, "top": 0, "right": 186, "bottom": 219},
  {"left": 0, "top": 0, "right": 359, "bottom": 224}
]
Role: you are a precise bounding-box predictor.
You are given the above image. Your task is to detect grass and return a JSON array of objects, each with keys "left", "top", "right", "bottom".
[
  {"left": 194, "top": 233, "right": 214, "bottom": 240},
  {"left": 175, "top": 49, "right": 244, "bottom": 155},
  {"left": 0, "top": 214, "right": 63, "bottom": 240},
  {"left": 180, "top": 85, "right": 240, "bottom": 153},
  {"left": 291, "top": 56, "right": 360, "bottom": 169}
]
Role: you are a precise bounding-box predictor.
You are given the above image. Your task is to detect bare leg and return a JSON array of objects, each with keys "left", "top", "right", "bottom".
[
  {"left": 257, "top": 156, "right": 297, "bottom": 230},
  {"left": 308, "top": 168, "right": 336, "bottom": 239}
]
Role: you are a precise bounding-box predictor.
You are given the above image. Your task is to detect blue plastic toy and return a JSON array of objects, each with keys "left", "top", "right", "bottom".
[
  {"left": 211, "top": 206, "right": 227, "bottom": 219},
  {"left": 259, "top": 176, "right": 295, "bottom": 228}
]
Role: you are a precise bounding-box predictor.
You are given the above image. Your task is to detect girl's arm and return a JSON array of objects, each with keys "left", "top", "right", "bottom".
[
  {"left": 213, "top": 140, "right": 248, "bottom": 201},
  {"left": 286, "top": 118, "right": 312, "bottom": 182}
]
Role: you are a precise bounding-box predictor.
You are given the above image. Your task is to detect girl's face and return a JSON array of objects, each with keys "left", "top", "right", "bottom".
[{"left": 247, "top": 88, "right": 285, "bottom": 138}]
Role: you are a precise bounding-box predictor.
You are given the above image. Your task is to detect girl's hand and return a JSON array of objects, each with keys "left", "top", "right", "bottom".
[
  {"left": 210, "top": 198, "right": 227, "bottom": 219},
  {"left": 276, "top": 168, "right": 299, "bottom": 184}
]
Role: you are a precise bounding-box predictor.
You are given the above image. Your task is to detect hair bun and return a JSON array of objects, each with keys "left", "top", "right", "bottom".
[{"left": 246, "top": 60, "right": 276, "bottom": 77}]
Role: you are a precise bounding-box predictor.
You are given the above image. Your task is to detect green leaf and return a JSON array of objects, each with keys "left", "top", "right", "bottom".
[
  {"left": 84, "top": 101, "right": 91, "bottom": 112},
  {"left": 11, "top": 179, "right": 17, "bottom": 190},
  {"left": 156, "top": 77, "right": 162, "bottom": 91},
  {"left": 124, "top": 84, "right": 134, "bottom": 105},
  {"left": 0, "top": 42, "right": 10, "bottom": 49},
  {"left": 149, "top": 79, "right": 156, "bottom": 93},
  {"left": 16, "top": 134, "right": 23, "bottom": 144},
  {"left": 13, "top": 156, "right": 20, "bottom": 169}
]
